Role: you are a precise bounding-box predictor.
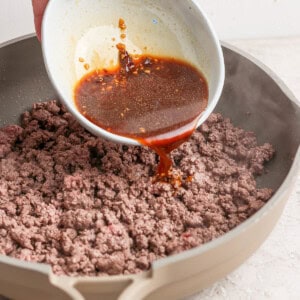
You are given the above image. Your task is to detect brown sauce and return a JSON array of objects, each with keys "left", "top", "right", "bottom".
[{"left": 74, "top": 44, "right": 208, "bottom": 182}]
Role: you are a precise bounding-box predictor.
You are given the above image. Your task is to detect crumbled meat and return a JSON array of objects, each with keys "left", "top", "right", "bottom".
[{"left": 0, "top": 100, "right": 274, "bottom": 276}]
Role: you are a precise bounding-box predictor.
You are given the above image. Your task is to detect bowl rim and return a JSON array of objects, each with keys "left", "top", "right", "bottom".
[
  {"left": 41, "top": 0, "right": 225, "bottom": 146},
  {"left": 0, "top": 35, "right": 299, "bottom": 282}
]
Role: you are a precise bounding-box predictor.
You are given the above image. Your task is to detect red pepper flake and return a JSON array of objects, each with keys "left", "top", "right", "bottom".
[
  {"left": 186, "top": 175, "right": 193, "bottom": 182},
  {"left": 118, "top": 18, "right": 127, "bottom": 30},
  {"left": 182, "top": 232, "right": 191, "bottom": 238},
  {"left": 116, "top": 43, "right": 126, "bottom": 52}
]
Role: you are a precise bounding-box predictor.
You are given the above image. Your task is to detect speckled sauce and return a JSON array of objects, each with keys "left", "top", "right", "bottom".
[{"left": 74, "top": 49, "right": 208, "bottom": 180}]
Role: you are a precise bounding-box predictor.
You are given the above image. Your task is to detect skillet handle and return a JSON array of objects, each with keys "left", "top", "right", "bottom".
[{"left": 0, "top": 257, "right": 84, "bottom": 300}]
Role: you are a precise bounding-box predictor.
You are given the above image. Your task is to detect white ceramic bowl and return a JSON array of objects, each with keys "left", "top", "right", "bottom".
[{"left": 42, "top": 0, "right": 225, "bottom": 145}]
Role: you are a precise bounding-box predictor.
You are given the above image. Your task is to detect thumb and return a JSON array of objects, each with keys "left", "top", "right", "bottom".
[{"left": 32, "top": 0, "right": 49, "bottom": 41}]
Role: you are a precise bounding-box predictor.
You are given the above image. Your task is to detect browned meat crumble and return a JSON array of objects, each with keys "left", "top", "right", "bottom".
[{"left": 0, "top": 100, "right": 274, "bottom": 276}]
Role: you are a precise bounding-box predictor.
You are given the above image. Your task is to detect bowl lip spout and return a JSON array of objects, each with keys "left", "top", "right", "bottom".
[{"left": 41, "top": 0, "right": 225, "bottom": 146}]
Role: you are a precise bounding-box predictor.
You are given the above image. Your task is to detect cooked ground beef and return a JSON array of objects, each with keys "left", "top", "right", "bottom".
[{"left": 0, "top": 100, "right": 274, "bottom": 276}]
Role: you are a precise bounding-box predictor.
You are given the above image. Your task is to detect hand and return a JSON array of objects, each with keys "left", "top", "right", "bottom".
[{"left": 32, "top": 0, "right": 49, "bottom": 41}]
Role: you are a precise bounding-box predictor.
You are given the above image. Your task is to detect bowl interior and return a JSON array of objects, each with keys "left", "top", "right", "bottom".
[{"left": 42, "top": 0, "right": 224, "bottom": 143}]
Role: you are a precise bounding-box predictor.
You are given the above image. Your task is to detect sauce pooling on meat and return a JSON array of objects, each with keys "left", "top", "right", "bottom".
[{"left": 74, "top": 43, "right": 208, "bottom": 183}]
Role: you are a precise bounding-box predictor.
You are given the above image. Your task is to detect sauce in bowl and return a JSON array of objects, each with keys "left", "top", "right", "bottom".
[{"left": 74, "top": 21, "right": 208, "bottom": 183}]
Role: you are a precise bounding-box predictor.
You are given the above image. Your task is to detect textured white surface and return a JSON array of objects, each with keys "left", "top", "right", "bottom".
[
  {"left": 197, "top": 0, "right": 300, "bottom": 40},
  {"left": 188, "top": 37, "right": 300, "bottom": 300},
  {"left": 2, "top": 0, "right": 300, "bottom": 43}
]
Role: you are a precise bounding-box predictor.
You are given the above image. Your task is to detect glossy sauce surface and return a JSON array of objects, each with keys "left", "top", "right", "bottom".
[{"left": 74, "top": 48, "right": 208, "bottom": 182}]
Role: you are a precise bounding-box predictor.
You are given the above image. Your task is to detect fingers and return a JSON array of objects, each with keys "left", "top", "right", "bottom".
[{"left": 32, "top": 0, "right": 49, "bottom": 41}]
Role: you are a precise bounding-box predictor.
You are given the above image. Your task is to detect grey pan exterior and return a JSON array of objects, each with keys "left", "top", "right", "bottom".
[{"left": 0, "top": 35, "right": 299, "bottom": 300}]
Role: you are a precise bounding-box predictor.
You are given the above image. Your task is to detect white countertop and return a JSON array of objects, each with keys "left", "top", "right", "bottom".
[
  {"left": 189, "top": 37, "right": 300, "bottom": 300},
  {"left": 2, "top": 0, "right": 300, "bottom": 42}
]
